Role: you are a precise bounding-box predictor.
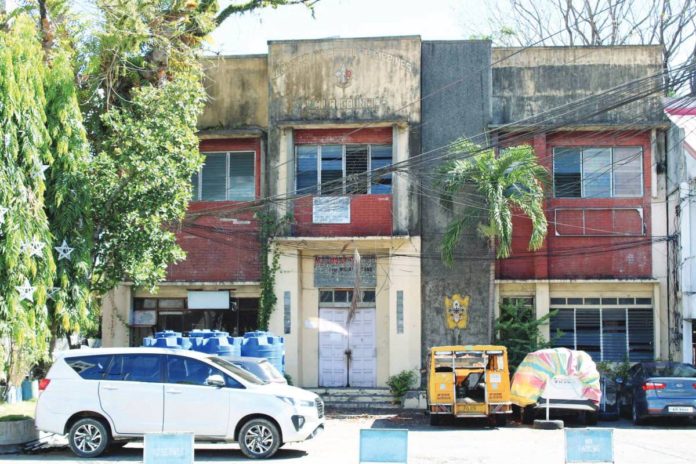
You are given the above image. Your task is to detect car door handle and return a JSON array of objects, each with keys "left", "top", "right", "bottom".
[
  {"left": 166, "top": 389, "right": 182, "bottom": 394},
  {"left": 102, "top": 386, "right": 118, "bottom": 391}
]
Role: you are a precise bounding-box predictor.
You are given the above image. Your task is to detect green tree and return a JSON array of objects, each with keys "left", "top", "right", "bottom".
[
  {"left": 0, "top": 13, "right": 56, "bottom": 387},
  {"left": 495, "top": 300, "right": 555, "bottom": 372},
  {"left": 437, "top": 139, "right": 549, "bottom": 341}
]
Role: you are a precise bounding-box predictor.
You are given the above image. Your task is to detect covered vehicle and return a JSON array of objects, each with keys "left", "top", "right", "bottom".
[
  {"left": 222, "top": 356, "right": 287, "bottom": 385},
  {"left": 426, "top": 345, "right": 512, "bottom": 426},
  {"left": 619, "top": 361, "right": 696, "bottom": 424},
  {"left": 511, "top": 348, "right": 600, "bottom": 425}
]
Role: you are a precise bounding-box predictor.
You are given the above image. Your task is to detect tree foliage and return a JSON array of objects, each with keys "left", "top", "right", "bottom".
[
  {"left": 495, "top": 300, "right": 556, "bottom": 373},
  {"left": 436, "top": 140, "right": 549, "bottom": 264}
]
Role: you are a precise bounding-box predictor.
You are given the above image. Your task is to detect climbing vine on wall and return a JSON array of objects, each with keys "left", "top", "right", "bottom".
[{"left": 257, "top": 208, "right": 292, "bottom": 331}]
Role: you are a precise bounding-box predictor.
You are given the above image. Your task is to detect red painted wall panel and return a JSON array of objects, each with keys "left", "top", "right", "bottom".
[
  {"left": 166, "top": 137, "right": 263, "bottom": 282},
  {"left": 294, "top": 127, "right": 392, "bottom": 145},
  {"left": 496, "top": 131, "right": 653, "bottom": 280},
  {"left": 293, "top": 195, "right": 393, "bottom": 237}
]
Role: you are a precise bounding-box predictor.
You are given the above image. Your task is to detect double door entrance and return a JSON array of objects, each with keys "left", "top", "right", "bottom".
[{"left": 318, "top": 308, "right": 376, "bottom": 387}]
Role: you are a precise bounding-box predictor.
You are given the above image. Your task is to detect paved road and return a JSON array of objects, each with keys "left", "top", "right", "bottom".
[{"left": 2, "top": 412, "right": 695, "bottom": 463}]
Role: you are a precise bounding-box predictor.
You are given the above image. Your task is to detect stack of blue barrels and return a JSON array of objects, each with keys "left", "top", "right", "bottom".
[
  {"left": 241, "top": 331, "right": 285, "bottom": 374},
  {"left": 143, "top": 330, "right": 284, "bottom": 373}
]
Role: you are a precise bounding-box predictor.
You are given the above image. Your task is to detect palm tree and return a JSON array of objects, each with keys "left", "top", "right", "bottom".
[{"left": 436, "top": 138, "right": 549, "bottom": 341}]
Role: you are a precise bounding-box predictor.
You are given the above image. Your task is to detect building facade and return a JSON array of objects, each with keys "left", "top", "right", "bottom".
[{"left": 102, "top": 38, "right": 672, "bottom": 388}]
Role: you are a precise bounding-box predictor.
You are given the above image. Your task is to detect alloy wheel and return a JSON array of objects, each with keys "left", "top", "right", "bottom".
[
  {"left": 244, "top": 424, "right": 274, "bottom": 455},
  {"left": 74, "top": 423, "right": 103, "bottom": 452}
]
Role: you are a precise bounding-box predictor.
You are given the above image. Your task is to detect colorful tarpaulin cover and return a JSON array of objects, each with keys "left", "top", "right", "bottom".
[{"left": 510, "top": 348, "right": 601, "bottom": 407}]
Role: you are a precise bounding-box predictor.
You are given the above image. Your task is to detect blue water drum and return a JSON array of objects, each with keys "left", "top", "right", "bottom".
[
  {"left": 21, "top": 379, "right": 33, "bottom": 401},
  {"left": 241, "top": 331, "right": 285, "bottom": 373}
]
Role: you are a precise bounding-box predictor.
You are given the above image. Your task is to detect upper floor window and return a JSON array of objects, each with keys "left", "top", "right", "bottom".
[
  {"left": 553, "top": 147, "right": 643, "bottom": 198},
  {"left": 296, "top": 144, "right": 392, "bottom": 195},
  {"left": 191, "top": 151, "right": 255, "bottom": 201}
]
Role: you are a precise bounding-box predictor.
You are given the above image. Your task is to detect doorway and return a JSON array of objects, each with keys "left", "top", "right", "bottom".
[{"left": 318, "top": 308, "right": 376, "bottom": 387}]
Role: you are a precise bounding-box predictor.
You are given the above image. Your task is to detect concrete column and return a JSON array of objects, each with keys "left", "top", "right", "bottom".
[
  {"left": 275, "top": 128, "right": 293, "bottom": 218},
  {"left": 654, "top": 283, "right": 662, "bottom": 360},
  {"left": 101, "top": 285, "right": 132, "bottom": 347},
  {"left": 269, "top": 245, "right": 301, "bottom": 383},
  {"left": 392, "top": 124, "right": 409, "bottom": 234},
  {"left": 535, "top": 282, "right": 550, "bottom": 341}
]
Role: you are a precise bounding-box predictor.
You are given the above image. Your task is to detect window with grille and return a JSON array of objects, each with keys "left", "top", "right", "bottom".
[
  {"left": 191, "top": 152, "right": 255, "bottom": 201},
  {"left": 549, "top": 296, "right": 653, "bottom": 361},
  {"left": 553, "top": 147, "right": 643, "bottom": 198},
  {"left": 295, "top": 144, "right": 393, "bottom": 195}
]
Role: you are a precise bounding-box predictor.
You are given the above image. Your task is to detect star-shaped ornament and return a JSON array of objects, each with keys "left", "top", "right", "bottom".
[
  {"left": 34, "top": 164, "right": 49, "bottom": 179},
  {"left": 47, "top": 287, "right": 60, "bottom": 300},
  {"left": 16, "top": 279, "right": 35, "bottom": 302},
  {"left": 29, "top": 238, "right": 45, "bottom": 258},
  {"left": 54, "top": 239, "right": 74, "bottom": 261}
]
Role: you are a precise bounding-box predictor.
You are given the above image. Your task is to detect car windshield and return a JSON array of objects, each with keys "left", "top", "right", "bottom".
[
  {"left": 234, "top": 360, "right": 284, "bottom": 382},
  {"left": 645, "top": 363, "right": 696, "bottom": 378},
  {"left": 209, "top": 357, "right": 268, "bottom": 385}
]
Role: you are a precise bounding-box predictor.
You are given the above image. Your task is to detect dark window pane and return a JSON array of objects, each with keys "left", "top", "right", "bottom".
[
  {"left": 601, "top": 298, "right": 618, "bottom": 305},
  {"left": 229, "top": 152, "right": 255, "bottom": 200},
  {"left": 576, "top": 309, "right": 601, "bottom": 360},
  {"left": 362, "top": 290, "right": 376, "bottom": 303},
  {"left": 297, "top": 146, "right": 318, "bottom": 194},
  {"left": 334, "top": 290, "right": 349, "bottom": 302},
  {"left": 635, "top": 298, "right": 652, "bottom": 305},
  {"left": 370, "top": 145, "right": 392, "bottom": 194},
  {"left": 107, "top": 354, "right": 162, "bottom": 383},
  {"left": 613, "top": 147, "right": 642, "bottom": 197},
  {"left": 66, "top": 355, "right": 112, "bottom": 380},
  {"left": 320, "top": 290, "right": 333, "bottom": 303},
  {"left": 628, "top": 308, "right": 654, "bottom": 361},
  {"left": 619, "top": 298, "right": 635, "bottom": 305},
  {"left": 583, "top": 148, "right": 612, "bottom": 198},
  {"left": 321, "top": 145, "right": 343, "bottom": 195},
  {"left": 201, "top": 153, "right": 227, "bottom": 201},
  {"left": 191, "top": 171, "right": 199, "bottom": 200},
  {"left": 567, "top": 298, "right": 583, "bottom": 305},
  {"left": 550, "top": 298, "right": 566, "bottom": 305},
  {"left": 554, "top": 148, "right": 581, "bottom": 197},
  {"left": 167, "top": 357, "right": 223, "bottom": 386},
  {"left": 584, "top": 298, "right": 600, "bottom": 305},
  {"left": 602, "top": 308, "right": 627, "bottom": 362},
  {"left": 551, "top": 308, "right": 575, "bottom": 349},
  {"left": 345, "top": 145, "right": 368, "bottom": 194}
]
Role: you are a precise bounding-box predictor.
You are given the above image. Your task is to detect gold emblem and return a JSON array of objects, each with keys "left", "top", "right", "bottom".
[{"left": 445, "top": 294, "right": 470, "bottom": 329}]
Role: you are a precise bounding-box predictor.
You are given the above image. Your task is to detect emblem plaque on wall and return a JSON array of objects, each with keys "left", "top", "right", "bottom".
[{"left": 445, "top": 294, "right": 470, "bottom": 330}]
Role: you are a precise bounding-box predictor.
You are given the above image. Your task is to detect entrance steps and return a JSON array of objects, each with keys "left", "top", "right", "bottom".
[
  {"left": 309, "top": 388, "right": 427, "bottom": 411},
  {"left": 309, "top": 387, "right": 398, "bottom": 410}
]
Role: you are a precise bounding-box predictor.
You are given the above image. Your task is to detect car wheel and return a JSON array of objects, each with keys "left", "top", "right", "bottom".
[
  {"left": 68, "top": 417, "right": 111, "bottom": 458},
  {"left": 632, "top": 402, "right": 644, "bottom": 426},
  {"left": 521, "top": 407, "right": 535, "bottom": 425},
  {"left": 239, "top": 418, "right": 281, "bottom": 459}
]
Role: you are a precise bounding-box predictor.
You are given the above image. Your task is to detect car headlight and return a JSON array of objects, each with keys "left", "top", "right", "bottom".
[
  {"left": 298, "top": 399, "right": 315, "bottom": 408},
  {"left": 276, "top": 396, "right": 296, "bottom": 406}
]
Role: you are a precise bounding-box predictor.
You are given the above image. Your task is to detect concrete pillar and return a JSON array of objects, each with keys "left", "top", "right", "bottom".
[
  {"left": 269, "top": 246, "right": 301, "bottom": 383},
  {"left": 683, "top": 320, "right": 693, "bottom": 364},
  {"left": 653, "top": 283, "right": 662, "bottom": 360},
  {"left": 535, "top": 282, "right": 550, "bottom": 341},
  {"left": 392, "top": 124, "right": 409, "bottom": 234},
  {"left": 101, "top": 285, "right": 132, "bottom": 347}
]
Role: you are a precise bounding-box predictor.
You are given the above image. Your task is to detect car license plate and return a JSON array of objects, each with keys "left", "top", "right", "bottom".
[{"left": 668, "top": 406, "right": 693, "bottom": 413}]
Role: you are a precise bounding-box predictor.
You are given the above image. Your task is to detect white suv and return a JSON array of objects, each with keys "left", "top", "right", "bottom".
[{"left": 35, "top": 348, "right": 324, "bottom": 459}]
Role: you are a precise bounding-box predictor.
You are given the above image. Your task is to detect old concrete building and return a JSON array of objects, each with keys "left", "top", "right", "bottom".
[
  {"left": 101, "top": 38, "right": 673, "bottom": 389},
  {"left": 493, "top": 46, "right": 670, "bottom": 362}
]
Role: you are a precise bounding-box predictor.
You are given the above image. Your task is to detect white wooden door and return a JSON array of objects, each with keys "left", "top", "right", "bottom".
[
  {"left": 348, "top": 308, "right": 377, "bottom": 387},
  {"left": 318, "top": 308, "right": 349, "bottom": 387},
  {"left": 318, "top": 308, "right": 376, "bottom": 387}
]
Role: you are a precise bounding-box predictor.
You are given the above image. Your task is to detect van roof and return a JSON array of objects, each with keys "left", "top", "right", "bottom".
[{"left": 58, "top": 347, "right": 213, "bottom": 360}]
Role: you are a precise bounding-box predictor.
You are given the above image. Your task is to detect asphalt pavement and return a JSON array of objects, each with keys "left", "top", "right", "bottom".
[{"left": 2, "top": 412, "right": 695, "bottom": 463}]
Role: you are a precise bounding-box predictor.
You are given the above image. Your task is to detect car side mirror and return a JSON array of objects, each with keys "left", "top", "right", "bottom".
[{"left": 206, "top": 374, "right": 225, "bottom": 387}]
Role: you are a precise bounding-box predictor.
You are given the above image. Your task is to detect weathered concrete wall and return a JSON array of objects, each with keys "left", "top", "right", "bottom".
[
  {"left": 267, "top": 37, "right": 422, "bottom": 235},
  {"left": 198, "top": 56, "right": 269, "bottom": 130},
  {"left": 492, "top": 46, "right": 666, "bottom": 127},
  {"left": 420, "top": 41, "right": 493, "bottom": 360}
]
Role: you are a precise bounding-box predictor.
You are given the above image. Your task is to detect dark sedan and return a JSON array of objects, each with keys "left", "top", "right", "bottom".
[{"left": 619, "top": 361, "right": 696, "bottom": 425}]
